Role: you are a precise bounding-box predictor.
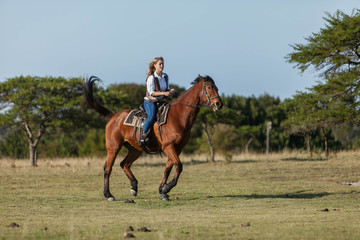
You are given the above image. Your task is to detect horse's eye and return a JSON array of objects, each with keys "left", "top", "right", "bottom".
[{"left": 207, "top": 86, "right": 211, "bottom": 90}]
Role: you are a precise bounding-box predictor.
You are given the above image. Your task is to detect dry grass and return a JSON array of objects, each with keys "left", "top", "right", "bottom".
[{"left": 0, "top": 151, "right": 360, "bottom": 239}]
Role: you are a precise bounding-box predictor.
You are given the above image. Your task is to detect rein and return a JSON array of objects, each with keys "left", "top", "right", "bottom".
[{"left": 176, "top": 82, "right": 220, "bottom": 108}]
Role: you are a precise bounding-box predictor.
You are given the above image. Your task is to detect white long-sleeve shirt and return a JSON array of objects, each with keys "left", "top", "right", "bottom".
[{"left": 144, "top": 72, "right": 169, "bottom": 101}]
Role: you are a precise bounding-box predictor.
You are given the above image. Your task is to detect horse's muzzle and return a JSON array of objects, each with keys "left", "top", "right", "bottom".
[{"left": 211, "top": 101, "right": 223, "bottom": 111}]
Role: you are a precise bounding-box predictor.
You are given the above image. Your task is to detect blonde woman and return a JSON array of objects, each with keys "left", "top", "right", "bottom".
[{"left": 141, "top": 57, "right": 175, "bottom": 145}]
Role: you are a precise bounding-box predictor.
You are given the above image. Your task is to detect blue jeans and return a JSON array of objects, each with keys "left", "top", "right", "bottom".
[{"left": 143, "top": 100, "right": 157, "bottom": 132}]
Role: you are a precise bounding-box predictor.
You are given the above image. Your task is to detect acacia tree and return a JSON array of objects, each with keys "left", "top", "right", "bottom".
[
  {"left": 0, "top": 76, "right": 83, "bottom": 166},
  {"left": 286, "top": 9, "right": 360, "bottom": 125}
]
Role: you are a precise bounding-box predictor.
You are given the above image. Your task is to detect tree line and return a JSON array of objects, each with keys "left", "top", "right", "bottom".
[{"left": 1, "top": 9, "right": 360, "bottom": 165}]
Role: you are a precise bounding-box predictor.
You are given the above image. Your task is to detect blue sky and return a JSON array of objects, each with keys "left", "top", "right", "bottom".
[{"left": 0, "top": 1, "right": 358, "bottom": 100}]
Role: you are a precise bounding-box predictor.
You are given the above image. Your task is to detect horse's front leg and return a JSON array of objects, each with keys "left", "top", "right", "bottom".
[
  {"left": 159, "top": 159, "right": 174, "bottom": 200},
  {"left": 159, "top": 145, "right": 183, "bottom": 201}
]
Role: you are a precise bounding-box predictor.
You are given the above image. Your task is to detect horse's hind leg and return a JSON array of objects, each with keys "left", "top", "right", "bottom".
[
  {"left": 120, "top": 146, "right": 142, "bottom": 197},
  {"left": 104, "top": 147, "right": 121, "bottom": 201}
]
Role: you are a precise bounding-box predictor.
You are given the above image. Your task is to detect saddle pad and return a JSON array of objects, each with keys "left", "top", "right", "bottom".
[
  {"left": 124, "top": 110, "right": 146, "bottom": 127},
  {"left": 123, "top": 102, "right": 170, "bottom": 127}
]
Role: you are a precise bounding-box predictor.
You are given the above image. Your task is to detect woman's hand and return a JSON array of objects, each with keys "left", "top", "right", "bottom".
[{"left": 164, "top": 89, "right": 176, "bottom": 97}]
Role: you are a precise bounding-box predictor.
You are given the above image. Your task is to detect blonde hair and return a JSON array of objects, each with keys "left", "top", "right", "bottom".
[{"left": 146, "top": 57, "right": 164, "bottom": 79}]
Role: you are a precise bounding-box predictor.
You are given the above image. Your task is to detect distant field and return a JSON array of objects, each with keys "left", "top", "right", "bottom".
[{"left": 0, "top": 152, "right": 360, "bottom": 240}]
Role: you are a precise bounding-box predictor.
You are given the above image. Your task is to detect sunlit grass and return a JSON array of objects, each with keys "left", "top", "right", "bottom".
[{"left": 1, "top": 152, "right": 360, "bottom": 239}]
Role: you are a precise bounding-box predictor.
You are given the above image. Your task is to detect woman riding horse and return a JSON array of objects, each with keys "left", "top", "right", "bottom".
[
  {"left": 141, "top": 57, "right": 175, "bottom": 145},
  {"left": 83, "top": 73, "right": 222, "bottom": 201}
]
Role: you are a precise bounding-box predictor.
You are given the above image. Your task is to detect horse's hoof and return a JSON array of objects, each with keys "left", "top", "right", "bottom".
[
  {"left": 107, "top": 197, "right": 116, "bottom": 202},
  {"left": 130, "top": 189, "right": 137, "bottom": 196},
  {"left": 160, "top": 194, "right": 170, "bottom": 201}
]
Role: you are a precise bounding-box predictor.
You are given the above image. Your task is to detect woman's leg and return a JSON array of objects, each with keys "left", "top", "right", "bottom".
[{"left": 141, "top": 100, "right": 157, "bottom": 143}]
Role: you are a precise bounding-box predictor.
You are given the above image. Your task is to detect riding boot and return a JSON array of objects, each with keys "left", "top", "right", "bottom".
[{"left": 140, "top": 129, "right": 150, "bottom": 146}]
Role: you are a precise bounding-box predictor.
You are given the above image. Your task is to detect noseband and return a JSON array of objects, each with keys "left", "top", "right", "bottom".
[{"left": 178, "top": 82, "right": 221, "bottom": 108}]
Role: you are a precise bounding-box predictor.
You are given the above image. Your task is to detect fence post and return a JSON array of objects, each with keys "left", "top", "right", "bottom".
[{"left": 266, "top": 121, "right": 272, "bottom": 155}]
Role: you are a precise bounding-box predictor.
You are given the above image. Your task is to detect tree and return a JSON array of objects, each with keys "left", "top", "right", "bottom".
[
  {"left": 106, "top": 83, "right": 145, "bottom": 111},
  {"left": 197, "top": 106, "right": 239, "bottom": 162},
  {"left": 286, "top": 9, "right": 360, "bottom": 125},
  {"left": 281, "top": 92, "right": 320, "bottom": 154},
  {"left": 0, "top": 127, "right": 29, "bottom": 159},
  {"left": 0, "top": 76, "right": 83, "bottom": 166},
  {"left": 234, "top": 125, "right": 261, "bottom": 154}
]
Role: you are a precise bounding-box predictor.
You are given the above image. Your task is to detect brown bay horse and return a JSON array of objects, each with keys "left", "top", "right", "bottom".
[{"left": 83, "top": 75, "right": 223, "bottom": 201}]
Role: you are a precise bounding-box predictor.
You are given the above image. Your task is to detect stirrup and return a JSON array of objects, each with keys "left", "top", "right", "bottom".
[{"left": 140, "top": 130, "right": 150, "bottom": 146}]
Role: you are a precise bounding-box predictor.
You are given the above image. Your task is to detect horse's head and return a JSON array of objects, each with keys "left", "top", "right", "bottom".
[{"left": 195, "top": 75, "right": 223, "bottom": 111}]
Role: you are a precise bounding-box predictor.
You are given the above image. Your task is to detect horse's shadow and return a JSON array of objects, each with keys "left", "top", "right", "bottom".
[
  {"left": 221, "top": 190, "right": 331, "bottom": 199},
  {"left": 136, "top": 159, "right": 207, "bottom": 167},
  {"left": 231, "top": 159, "right": 260, "bottom": 164},
  {"left": 282, "top": 157, "right": 328, "bottom": 162}
]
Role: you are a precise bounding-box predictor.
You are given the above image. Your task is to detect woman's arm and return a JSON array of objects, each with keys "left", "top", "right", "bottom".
[
  {"left": 147, "top": 75, "right": 175, "bottom": 97},
  {"left": 151, "top": 91, "right": 172, "bottom": 97}
]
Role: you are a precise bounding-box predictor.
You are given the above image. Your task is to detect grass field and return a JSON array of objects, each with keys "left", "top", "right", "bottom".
[{"left": 0, "top": 152, "right": 360, "bottom": 240}]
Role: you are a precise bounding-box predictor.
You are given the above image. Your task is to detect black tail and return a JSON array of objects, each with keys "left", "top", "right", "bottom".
[{"left": 83, "top": 76, "right": 114, "bottom": 121}]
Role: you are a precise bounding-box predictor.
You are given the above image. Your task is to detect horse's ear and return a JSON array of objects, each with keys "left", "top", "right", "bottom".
[{"left": 198, "top": 74, "right": 204, "bottom": 80}]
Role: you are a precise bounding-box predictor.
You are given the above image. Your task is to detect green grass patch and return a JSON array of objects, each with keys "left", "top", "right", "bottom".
[{"left": 0, "top": 153, "right": 360, "bottom": 239}]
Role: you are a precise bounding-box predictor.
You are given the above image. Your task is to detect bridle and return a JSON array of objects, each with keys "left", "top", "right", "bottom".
[{"left": 177, "top": 82, "right": 221, "bottom": 108}]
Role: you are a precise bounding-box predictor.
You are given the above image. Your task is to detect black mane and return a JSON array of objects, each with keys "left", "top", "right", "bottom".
[
  {"left": 176, "top": 75, "right": 216, "bottom": 101},
  {"left": 191, "top": 75, "right": 215, "bottom": 85}
]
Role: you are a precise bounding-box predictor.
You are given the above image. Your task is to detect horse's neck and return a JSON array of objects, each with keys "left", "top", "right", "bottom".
[
  {"left": 177, "top": 83, "right": 203, "bottom": 106},
  {"left": 174, "top": 84, "right": 202, "bottom": 129}
]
